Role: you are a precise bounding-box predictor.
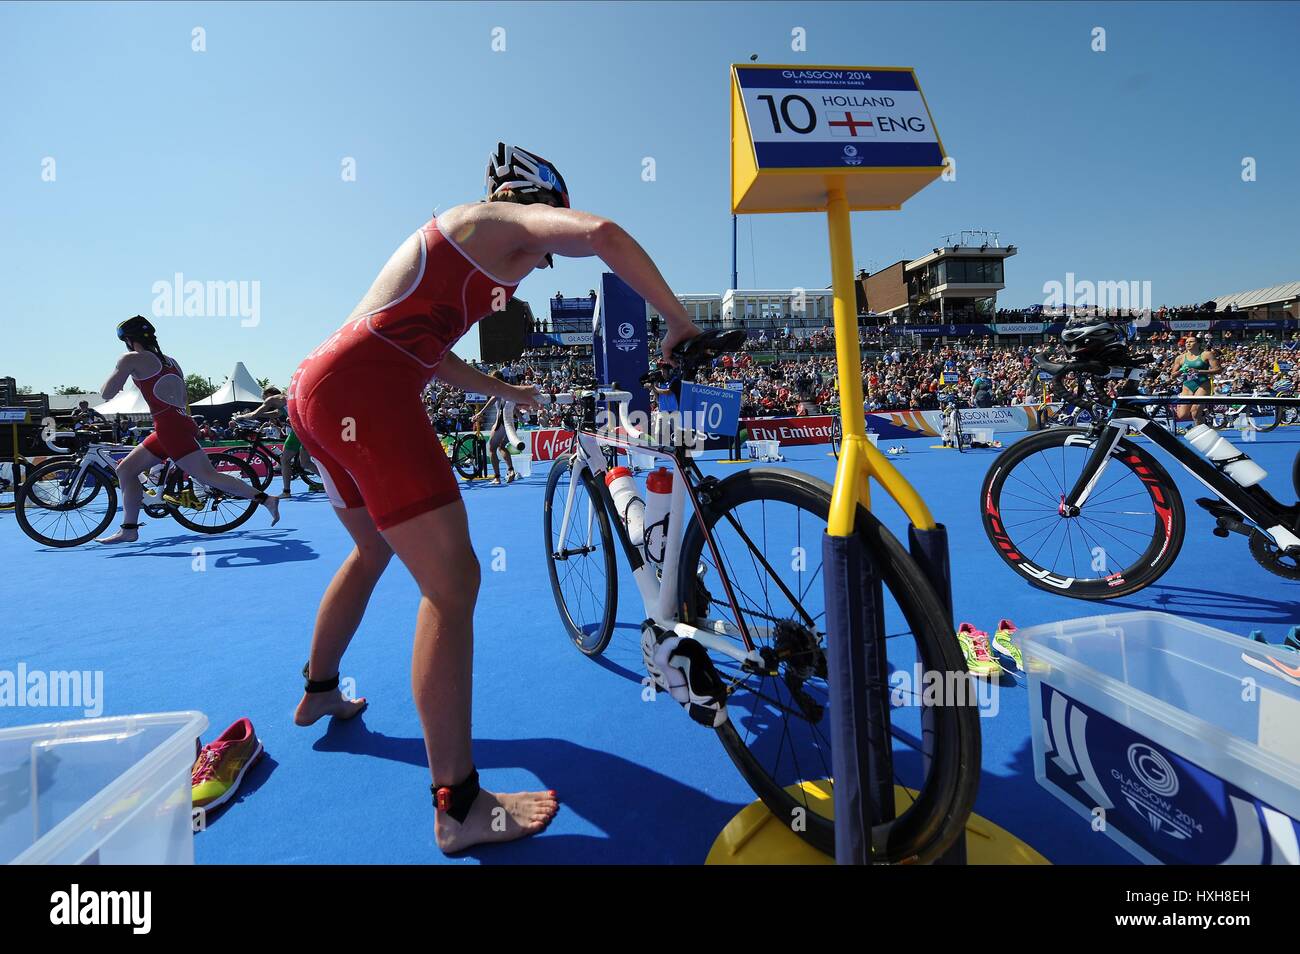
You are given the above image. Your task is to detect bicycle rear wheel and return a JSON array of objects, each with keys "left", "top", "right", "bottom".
[
  {"left": 166, "top": 452, "right": 261, "bottom": 534},
  {"left": 16, "top": 460, "right": 118, "bottom": 547},
  {"left": 543, "top": 454, "right": 618, "bottom": 655},
  {"left": 452, "top": 435, "right": 480, "bottom": 481},
  {"left": 677, "top": 468, "right": 980, "bottom": 863},
  {"left": 981, "top": 428, "right": 1185, "bottom": 599}
]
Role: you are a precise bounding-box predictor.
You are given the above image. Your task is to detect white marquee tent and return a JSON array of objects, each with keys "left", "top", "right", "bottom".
[
  {"left": 93, "top": 378, "right": 152, "bottom": 416},
  {"left": 193, "top": 362, "right": 264, "bottom": 406}
]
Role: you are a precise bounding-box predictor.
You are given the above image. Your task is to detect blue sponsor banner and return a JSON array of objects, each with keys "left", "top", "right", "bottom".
[
  {"left": 592, "top": 273, "right": 650, "bottom": 420},
  {"left": 680, "top": 382, "right": 742, "bottom": 438},
  {"left": 726, "top": 380, "right": 745, "bottom": 390},
  {"left": 1039, "top": 683, "right": 1300, "bottom": 865}
]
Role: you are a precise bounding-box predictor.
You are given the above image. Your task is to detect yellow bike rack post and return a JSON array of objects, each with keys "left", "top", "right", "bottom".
[{"left": 732, "top": 63, "right": 958, "bottom": 864}]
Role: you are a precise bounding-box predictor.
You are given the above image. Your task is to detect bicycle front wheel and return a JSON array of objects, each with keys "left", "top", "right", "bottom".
[
  {"left": 981, "top": 428, "right": 1185, "bottom": 599},
  {"left": 543, "top": 454, "right": 618, "bottom": 655},
  {"left": 16, "top": 460, "right": 118, "bottom": 547},
  {"left": 167, "top": 452, "right": 261, "bottom": 534},
  {"left": 677, "top": 468, "right": 980, "bottom": 863}
]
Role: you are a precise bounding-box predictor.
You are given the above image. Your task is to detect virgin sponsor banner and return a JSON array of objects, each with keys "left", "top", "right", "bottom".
[
  {"left": 741, "top": 415, "right": 835, "bottom": 446},
  {"left": 530, "top": 428, "right": 575, "bottom": 462}
]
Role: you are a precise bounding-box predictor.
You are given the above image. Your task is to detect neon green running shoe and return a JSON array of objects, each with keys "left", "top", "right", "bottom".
[
  {"left": 957, "top": 622, "right": 1003, "bottom": 678},
  {"left": 992, "top": 618, "right": 1023, "bottom": 672}
]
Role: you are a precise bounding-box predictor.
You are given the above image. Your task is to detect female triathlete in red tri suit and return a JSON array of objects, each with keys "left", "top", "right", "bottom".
[
  {"left": 97, "top": 316, "right": 280, "bottom": 544},
  {"left": 287, "top": 143, "right": 701, "bottom": 853}
]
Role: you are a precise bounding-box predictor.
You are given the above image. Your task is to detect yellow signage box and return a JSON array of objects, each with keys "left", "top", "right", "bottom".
[{"left": 731, "top": 64, "right": 946, "bottom": 214}]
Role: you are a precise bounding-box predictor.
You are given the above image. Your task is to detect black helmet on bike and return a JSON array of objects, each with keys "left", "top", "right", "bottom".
[{"left": 1060, "top": 316, "right": 1121, "bottom": 357}]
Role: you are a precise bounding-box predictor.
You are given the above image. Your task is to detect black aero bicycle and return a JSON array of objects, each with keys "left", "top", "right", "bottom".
[
  {"left": 536, "top": 329, "right": 979, "bottom": 862},
  {"left": 982, "top": 349, "right": 1300, "bottom": 599}
]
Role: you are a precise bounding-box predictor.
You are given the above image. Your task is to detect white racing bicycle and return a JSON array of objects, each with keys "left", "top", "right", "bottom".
[
  {"left": 15, "top": 432, "right": 261, "bottom": 547},
  {"left": 500, "top": 329, "right": 979, "bottom": 862}
]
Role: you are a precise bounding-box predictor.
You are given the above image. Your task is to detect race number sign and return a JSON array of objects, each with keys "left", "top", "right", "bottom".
[
  {"left": 679, "top": 382, "right": 742, "bottom": 438},
  {"left": 731, "top": 64, "right": 945, "bottom": 214}
]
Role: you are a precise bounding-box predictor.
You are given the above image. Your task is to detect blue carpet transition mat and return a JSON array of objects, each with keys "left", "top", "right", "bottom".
[{"left": 3, "top": 429, "right": 1297, "bottom": 864}]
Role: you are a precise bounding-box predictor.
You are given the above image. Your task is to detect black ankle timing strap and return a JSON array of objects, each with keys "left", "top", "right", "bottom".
[
  {"left": 302, "top": 662, "right": 339, "bottom": 694},
  {"left": 254, "top": 491, "right": 269, "bottom": 504},
  {"left": 431, "top": 768, "right": 480, "bottom": 824}
]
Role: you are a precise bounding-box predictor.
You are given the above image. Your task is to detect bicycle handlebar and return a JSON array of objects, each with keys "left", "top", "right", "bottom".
[{"left": 504, "top": 387, "right": 644, "bottom": 446}]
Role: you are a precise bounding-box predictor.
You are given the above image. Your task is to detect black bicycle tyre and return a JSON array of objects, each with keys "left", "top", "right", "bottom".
[
  {"left": 1261, "top": 394, "right": 1292, "bottom": 432},
  {"left": 166, "top": 452, "right": 261, "bottom": 534},
  {"left": 16, "top": 460, "right": 118, "bottom": 547},
  {"left": 245, "top": 446, "right": 276, "bottom": 491},
  {"left": 676, "top": 467, "right": 980, "bottom": 863},
  {"left": 981, "top": 427, "right": 1186, "bottom": 599},
  {"left": 543, "top": 454, "right": 618, "bottom": 655},
  {"left": 452, "top": 435, "right": 480, "bottom": 481}
]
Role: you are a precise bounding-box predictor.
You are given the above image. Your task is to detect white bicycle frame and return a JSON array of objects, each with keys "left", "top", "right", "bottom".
[
  {"left": 505, "top": 390, "right": 769, "bottom": 671},
  {"left": 44, "top": 443, "right": 170, "bottom": 507}
]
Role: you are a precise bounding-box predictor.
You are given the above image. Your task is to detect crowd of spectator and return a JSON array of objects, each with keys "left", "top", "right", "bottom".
[{"left": 416, "top": 328, "right": 1297, "bottom": 431}]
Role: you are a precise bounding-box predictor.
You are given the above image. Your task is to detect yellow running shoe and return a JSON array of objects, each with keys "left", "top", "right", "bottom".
[
  {"left": 956, "top": 623, "right": 1003, "bottom": 678},
  {"left": 192, "top": 718, "right": 264, "bottom": 812},
  {"left": 992, "top": 619, "right": 1024, "bottom": 672}
]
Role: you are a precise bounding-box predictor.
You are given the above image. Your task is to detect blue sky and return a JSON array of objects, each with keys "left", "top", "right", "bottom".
[{"left": 2, "top": 1, "right": 1297, "bottom": 393}]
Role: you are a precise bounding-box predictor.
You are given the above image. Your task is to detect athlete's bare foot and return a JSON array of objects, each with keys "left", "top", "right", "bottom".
[
  {"left": 294, "top": 688, "right": 368, "bottom": 726},
  {"left": 97, "top": 525, "right": 140, "bottom": 545},
  {"left": 260, "top": 493, "right": 281, "bottom": 526},
  {"left": 435, "top": 788, "right": 559, "bottom": 853}
]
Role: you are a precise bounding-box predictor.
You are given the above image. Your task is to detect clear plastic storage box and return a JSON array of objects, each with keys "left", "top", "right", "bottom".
[
  {"left": 1020, "top": 612, "right": 1300, "bottom": 865},
  {"left": 0, "top": 711, "right": 207, "bottom": 865}
]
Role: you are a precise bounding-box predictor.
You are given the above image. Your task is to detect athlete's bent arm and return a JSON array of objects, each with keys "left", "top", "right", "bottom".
[
  {"left": 100, "top": 353, "right": 143, "bottom": 401},
  {"left": 435, "top": 353, "right": 540, "bottom": 407},
  {"left": 507, "top": 204, "right": 700, "bottom": 360}
]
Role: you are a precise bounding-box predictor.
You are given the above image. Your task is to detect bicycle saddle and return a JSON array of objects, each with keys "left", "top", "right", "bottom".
[{"left": 673, "top": 328, "right": 747, "bottom": 366}]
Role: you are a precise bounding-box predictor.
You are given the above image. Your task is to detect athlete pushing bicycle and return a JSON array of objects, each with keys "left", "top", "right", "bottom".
[
  {"left": 286, "top": 143, "right": 701, "bottom": 853},
  {"left": 231, "top": 385, "right": 310, "bottom": 497},
  {"left": 96, "top": 316, "right": 280, "bottom": 544}
]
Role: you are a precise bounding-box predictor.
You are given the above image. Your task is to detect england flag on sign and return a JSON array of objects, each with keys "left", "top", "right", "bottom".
[{"left": 825, "top": 111, "right": 875, "bottom": 137}]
